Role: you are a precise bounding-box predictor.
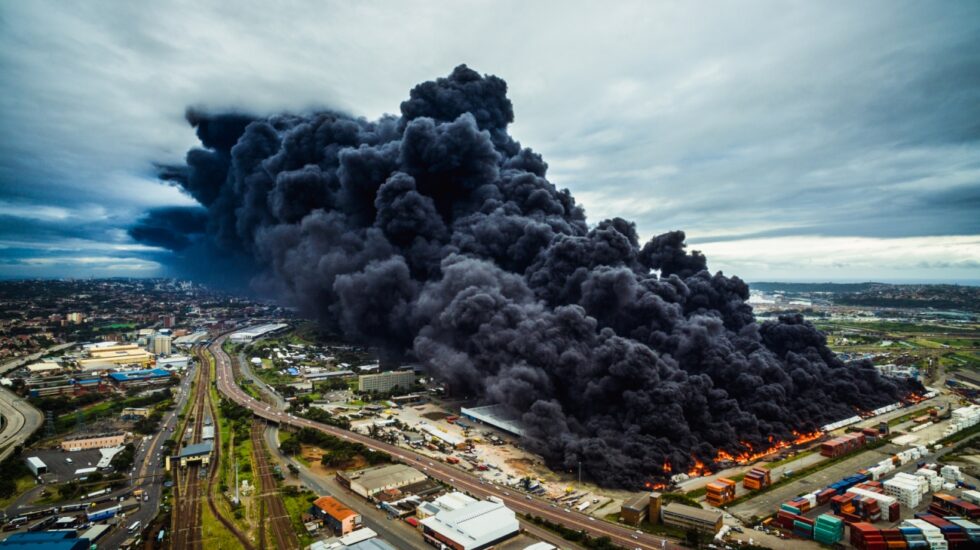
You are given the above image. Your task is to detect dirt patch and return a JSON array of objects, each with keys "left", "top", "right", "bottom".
[
  {"left": 506, "top": 458, "right": 536, "bottom": 477},
  {"left": 300, "top": 444, "right": 369, "bottom": 477},
  {"left": 422, "top": 411, "right": 449, "bottom": 421}
]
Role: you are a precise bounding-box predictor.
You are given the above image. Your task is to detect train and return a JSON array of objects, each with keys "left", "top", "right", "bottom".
[{"left": 86, "top": 504, "right": 121, "bottom": 522}]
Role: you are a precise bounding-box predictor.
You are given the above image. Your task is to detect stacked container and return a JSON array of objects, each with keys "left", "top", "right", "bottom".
[
  {"left": 916, "top": 514, "right": 969, "bottom": 549},
  {"left": 940, "top": 465, "right": 963, "bottom": 483},
  {"left": 943, "top": 405, "right": 980, "bottom": 437},
  {"left": 961, "top": 490, "right": 980, "bottom": 506},
  {"left": 813, "top": 513, "right": 844, "bottom": 545},
  {"left": 885, "top": 473, "right": 930, "bottom": 508},
  {"left": 930, "top": 494, "right": 980, "bottom": 520},
  {"left": 946, "top": 518, "right": 980, "bottom": 545},
  {"left": 850, "top": 522, "right": 885, "bottom": 550},
  {"left": 742, "top": 467, "right": 771, "bottom": 490},
  {"left": 816, "top": 488, "right": 837, "bottom": 505},
  {"left": 821, "top": 432, "right": 867, "bottom": 458},
  {"left": 915, "top": 468, "right": 944, "bottom": 492},
  {"left": 705, "top": 478, "right": 736, "bottom": 506},
  {"left": 903, "top": 519, "right": 948, "bottom": 550}
]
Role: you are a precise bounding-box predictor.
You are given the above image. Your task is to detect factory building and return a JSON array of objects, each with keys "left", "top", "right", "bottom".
[
  {"left": 420, "top": 499, "right": 519, "bottom": 550},
  {"left": 156, "top": 355, "right": 190, "bottom": 371},
  {"left": 78, "top": 343, "right": 153, "bottom": 369},
  {"left": 620, "top": 493, "right": 650, "bottom": 525},
  {"left": 108, "top": 368, "right": 171, "bottom": 389},
  {"left": 336, "top": 464, "right": 427, "bottom": 500},
  {"left": 151, "top": 334, "right": 172, "bottom": 355},
  {"left": 661, "top": 502, "right": 723, "bottom": 534},
  {"left": 121, "top": 407, "right": 150, "bottom": 420},
  {"left": 459, "top": 404, "right": 526, "bottom": 437},
  {"left": 357, "top": 370, "right": 415, "bottom": 394},
  {"left": 26, "top": 361, "right": 61, "bottom": 375},
  {"left": 61, "top": 432, "right": 126, "bottom": 452},
  {"left": 0, "top": 531, "right": 91, "bottom": 550},
  {"left": 228, "top": 323, "right": 289, "bottom": 343},
  {"left": 311, "top": 496, "right": 362, "bottom": 535}
]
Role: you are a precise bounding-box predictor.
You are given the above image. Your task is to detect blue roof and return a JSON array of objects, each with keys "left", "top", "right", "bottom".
[
  {"left": 108, "top": 368, "right": 170, "bottom": 381},
  {"left": 286, "top": 368, "right": 299, "bottom": 376},
  {"left": 178, "top": 441, "right": 214, "bottom": 458},
  {"left": 0, "top": 532, "right": 90, "bottom": 550}
]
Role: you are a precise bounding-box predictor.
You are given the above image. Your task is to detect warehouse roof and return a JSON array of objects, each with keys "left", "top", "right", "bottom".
[
  {"left": 108, "top": 368, "right": 170, "bottom": 381},
  {"left": 341, "top": 464, "right": 426, "bottom": 493},
  {"left": 622, "top": 493, "right": 651, "bottom": 512},
  {"left": 420, "top": 500, "right": 518, "bottom": 549},
  {"left": 0, "top": 531, "right": 90, "bottom": 550},
  {"left": 663, "top": 502, "right": 722, "bottom": 523}
]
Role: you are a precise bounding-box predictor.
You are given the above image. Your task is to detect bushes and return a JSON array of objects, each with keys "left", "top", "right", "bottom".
[
  {"left": 526, "top": 515, "right": 620, "bottom": 549},
  {"left": 282, "top": 427, "right": 390, "bottom": 469}
]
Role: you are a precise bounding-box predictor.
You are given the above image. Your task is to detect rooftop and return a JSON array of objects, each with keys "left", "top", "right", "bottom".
[
  {"left": 0, "top": 531, "right": 89, "bottom": 550},
  {"left": 341, "top": 464, "right": 426, "bottom": 493},
  {"left": 662, "top": 502, "right": 723, "bottom": 524},
  {"left": 108, "top": 368, "right": 170, "bottom": 381},
  {"left": 178, "top": 441, "right": 213, "bottom": 458},
  {"left": 313, "top": 496, "right": 358, "bottom": 521},
  {"left": 420, "top": 500, "right": 518, "bottom": 548}
]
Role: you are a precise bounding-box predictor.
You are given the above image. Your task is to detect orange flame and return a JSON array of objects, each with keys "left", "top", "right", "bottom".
[
  {"left": 662, "top": 459, "right": 672, "bottom": 474},
  {"left": 687, "top": 456, "right": 711, "bottom": 477},
  {"left": 711, "top": 430, "right": 824, "bottom": 466},
  {"left": 645, "top": 481, "right": 668, "bottom": 490}
]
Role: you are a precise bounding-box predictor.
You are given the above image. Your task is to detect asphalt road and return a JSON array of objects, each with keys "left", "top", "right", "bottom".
[
  {"left": 210, "top": 337, "right": 676, "bottom": 550},
  {"left": 0, "top": 386, "right": 42, "bottom": 463}
]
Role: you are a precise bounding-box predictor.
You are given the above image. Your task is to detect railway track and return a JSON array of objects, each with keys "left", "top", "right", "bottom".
[
  {"left": 250, "top": 422, "right": 299, "bottom": 550},
  {"left": 170, "top": 346, "right": 254, "bottom": 550}
]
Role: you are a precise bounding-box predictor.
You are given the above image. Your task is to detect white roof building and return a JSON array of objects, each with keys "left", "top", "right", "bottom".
[
  {"left": 27, "top": 362, "right": 61, "bottom": 374},
  {"left": 420, "top": 500, "right": 519, "bottom": 550}
]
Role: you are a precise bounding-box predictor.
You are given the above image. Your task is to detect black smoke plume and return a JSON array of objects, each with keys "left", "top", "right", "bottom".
[{"left": 138, "top": 65, "right": 921, "bottom": 488}]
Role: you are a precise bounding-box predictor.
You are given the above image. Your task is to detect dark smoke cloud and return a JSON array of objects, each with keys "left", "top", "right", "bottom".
[
  {"left": 136, "top": 65, "right": 921, "bottom": 488},
  {"left": 128, "top": 206, "right": 207, "bottom": 251}
]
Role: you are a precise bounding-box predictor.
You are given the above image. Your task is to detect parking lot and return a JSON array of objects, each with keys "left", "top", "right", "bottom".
[{"left": 27, "top": 448, "right": 104, "bottom": 483}]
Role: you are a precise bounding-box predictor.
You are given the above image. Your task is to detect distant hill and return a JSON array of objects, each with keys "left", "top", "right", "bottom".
[{"left": 749, "top": 282, "right": 980, "bottom": 312}]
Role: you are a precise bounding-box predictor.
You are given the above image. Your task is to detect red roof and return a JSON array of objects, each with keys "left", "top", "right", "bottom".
[{"left": 313, "top": 496, "right": 357, "bottom": 521}]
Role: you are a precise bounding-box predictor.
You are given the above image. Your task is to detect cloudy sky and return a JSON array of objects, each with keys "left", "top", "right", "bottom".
[{"left": 1, "top": 0, "right": 978, "bottom": 282}]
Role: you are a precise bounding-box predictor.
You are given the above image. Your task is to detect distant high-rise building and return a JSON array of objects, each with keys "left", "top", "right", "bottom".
[
  {"left": 357, "top": 370, "right": 414, "bottom": 394},
  {"left": 161, "top": 315, "right": 176, "bottom": 328},
  {"left": 151, "top": 334, "right": 172, "bottom": 356},
  {"left": 66, "top": 312, "right": 84, "bottom": 323}
]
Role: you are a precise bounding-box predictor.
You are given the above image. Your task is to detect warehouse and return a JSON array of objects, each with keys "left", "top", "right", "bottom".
[
  {"left": 661, "top": 502, "right": 723, "bottom": 534},
  {"left": 25, "top": 456, "right": 47, "bottom": 477},
  {"left": 420, "top": 499, "right": 519, "bottom": 550},
  {"left": 61, "top": 432, "right": 126, "bottom": 452},
  {"left": 156, "top": 355, "right": 190, "bottom": 371},
  {"left": 336, "top": 464, "right": 427, "bottom": 500},
  {"left": 26, "top": 361, "right": 61, "bottom": 375},
  {"left": 229, "top": 323, "right": 289, "bottom": 343},
  {"left": 620, "top": 493, "right": 650, "bottom": 525},
  {"left": 108, "top": 368, "right": 171, "bottom": 388},
  {"left": 460, "top": 404, "right": 526, "bottom": 437},
  {"left": 0, "top": 531, "right": 91, "bottom": 550}
]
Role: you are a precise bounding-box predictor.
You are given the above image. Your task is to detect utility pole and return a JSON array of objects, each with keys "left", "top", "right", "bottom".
[
  {"left": 234, "top": 457, "right": 239, "bottom": 504},
  {"left": 578, "top": 461, "right": 582, "bottom": 484}
]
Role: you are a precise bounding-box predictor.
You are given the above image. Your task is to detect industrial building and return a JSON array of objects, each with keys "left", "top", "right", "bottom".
[
  {"left": 311, "top": 496, "right": 362, "bottom": 535},
  {"left": 420, "top": 499, "right": 519, "bottom": 550},
  {"left": 121, "top": 407, "right": 150, "bottom": 419},
  {"left": 228, "top": 323, "right": 289, "bottom": 343},
  {"left": 661, "top": 502, "right": 723, "bottom": 534},
  {"left": 61, "top": 432, "right": 126, "bottom": 452},
  {"left": 151, "top": 334, "right": 172, "bottom": 355},
  {"left": 25, "top": 456, "right": 47, "bottom": 477},
  {"left": 459, "top": 404, "right": 526, "bottom": 437},
  {"left": 156, "top": 355, "right": 190, "bottom": 370},
  {"left": 620, "top": 493, "right": 650, "bottom": 525},
  {"left": 26, "top": 361, "right": 61, "bottom": 375},
  {"left": 108, "top": 368, "right": 171, "bottom": 388},
  {"left": 78, "top": 343, "right": 153, "bottom": 369},
  {"left": 336, "top": 464, "right": 427, "bottom": 500},
  {"left": 0, "top": 531, "right": 91, "bottom": 550},
  {"left": 417, "top": 492, "right": 478, "bottom": 519},
  {"left": 357, "top": 370, "right": 415, "bottom": 393}
]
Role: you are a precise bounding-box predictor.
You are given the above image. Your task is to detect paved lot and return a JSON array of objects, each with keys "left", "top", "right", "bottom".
[{"left": 27, "top": 448, "right": 104, "bottom": 482}]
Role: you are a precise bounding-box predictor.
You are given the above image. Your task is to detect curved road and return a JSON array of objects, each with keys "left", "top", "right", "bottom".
[{"left": 210, "top": 337, "right": 676, "bottom": 550}]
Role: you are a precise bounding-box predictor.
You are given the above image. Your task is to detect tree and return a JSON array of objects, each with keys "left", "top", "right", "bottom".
[
  {"left": 685, "top": 528, "right": 709, "bottom": 549},
  {"left": 287, "top": 463, "right": 299, "bottom": 476}
]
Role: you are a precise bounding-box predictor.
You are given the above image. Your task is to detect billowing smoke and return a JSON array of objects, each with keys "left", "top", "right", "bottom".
[{"left": 140, "top": 66, "right": 921, "bottom": 488}]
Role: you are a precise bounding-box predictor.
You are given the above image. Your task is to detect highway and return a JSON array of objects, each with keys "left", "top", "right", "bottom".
[
  {"left": 210, "top": 336, "right": 677, "bottom": 550},
  {"left": 0, "top": 343, "right": 73, "bottom": 463}
]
